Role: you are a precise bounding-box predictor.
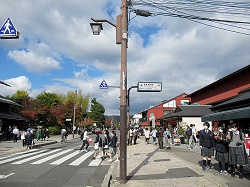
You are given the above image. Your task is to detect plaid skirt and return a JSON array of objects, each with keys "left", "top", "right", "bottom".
[
  {"left": 215, "top": 151, "right": 229, "bottom": 163},
  {"left": 229, "top": 147, "right": 248, "bottom": 165},
  {"left": 201, "top": 147, "right": 214, "bottom": 157}
]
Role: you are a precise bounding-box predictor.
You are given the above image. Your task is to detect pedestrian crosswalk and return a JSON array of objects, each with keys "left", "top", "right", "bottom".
[{"left": 0, "top": 148, "right": 107, "bottom": 167}]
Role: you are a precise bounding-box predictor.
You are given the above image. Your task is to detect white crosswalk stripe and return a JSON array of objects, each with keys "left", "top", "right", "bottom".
[
  {"left": 31, "top": 149, "right": 73, "bottom": 164},
  {"left": 69, "top": 150, "right": 94, "bottom": 166},
  {"left": 0, "top": 150, "right": 46, "bottom": 165},
  {"left": 0, "top": 148, "right": 108, "bottom": 167},
  {"left": 11, "top": 149, "right": 62, "bottom": 164}
]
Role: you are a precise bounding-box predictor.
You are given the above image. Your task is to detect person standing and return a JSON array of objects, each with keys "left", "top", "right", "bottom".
[
  {"left": 79, "top": 128, "right": 89, "bottom": 152},
  {"left": 151, "top": 128, "right": 157, "bottom": 145},
  {"left": 45, "top": 128, "right": 50, "bottom": 141},
  {"left": 36, "top": 127, "right": 41, "bottom": 141},
  {"left": 12, "top": 126, "right": 19, "bottom": 142},
  {"left": 188, "top": 124, "right": 194, "bottom": 150},
  {"left": 229, "top": 123, "right": 248, "bottom": 179},
  {"left": 163, "top": 128, "right": 171, "bottom": 149},
  {"left": 215, "top": 128, "right": 230, "bottom": 175},
  {"left": 128, "top": 127, "right": 134, "bottom": 146},
  {"left": 133, "top": 127, "right": 139, "bottom": 145},
  {"left": 157, "top": 127, "right": 164, "bottom": 149},
  {"left": 144, "top": 128, "right": 150, "bottom": 145},
  {"left": 20, "top": 129, "right": 26, "bottom": 148},
  {"left": 25, "top": 130, "right": 33, "bottom": 149},
  {"left": 200, "top": 122, "right": 215, "bottom": 171},
  {"left": 103, "top": 130, "right": 110, "bottom": 157}
]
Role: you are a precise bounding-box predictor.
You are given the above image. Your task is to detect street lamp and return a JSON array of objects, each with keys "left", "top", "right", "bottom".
[
  {"left": 90, "top": 0, "right": 128, "bottom": 184},
  {"left": 90, "top": 22, "right": 103, "bottom": 35}
]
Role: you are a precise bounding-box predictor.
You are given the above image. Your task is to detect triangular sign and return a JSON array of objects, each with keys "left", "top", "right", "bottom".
[
  {"left": 99, "top": 80, "right": 109, "bottom": 89},
  {"left": 0, "top": 18, "right": 17, "bottom": 37}
]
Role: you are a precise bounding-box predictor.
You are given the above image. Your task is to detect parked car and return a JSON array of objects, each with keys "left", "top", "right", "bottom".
[{"left": 95, "top": 128, "right": 102, "bottom": 134}]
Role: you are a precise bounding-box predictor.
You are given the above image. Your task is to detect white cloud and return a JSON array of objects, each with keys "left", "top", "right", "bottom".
[
  {"left": 1, "top": 0, "right": 250, "bottom": 115},
  {"left": 0, "top": 76, "right": 32, "bottom": 96}
]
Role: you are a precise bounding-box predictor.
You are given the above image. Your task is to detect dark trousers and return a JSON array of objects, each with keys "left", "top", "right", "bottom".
[
  {"left": 158, "top": 136, "right": 164, "bottom": 149},
  {"left": 80, "top": 139, "right": 89, "bottom": 150},
  {"left": 13, "top": 134, "right": 18, "bottom": 142}
]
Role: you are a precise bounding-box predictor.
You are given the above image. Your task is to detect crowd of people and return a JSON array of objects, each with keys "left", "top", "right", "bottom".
[
  {"left": 79, "top": 128, "right": 119, "bottom": 163},
  {"left": 2, "top": 126, "right": 50, "bottom": 149},
  {"left": 186, "top": 121, "right": 248, "bottom": 179}
]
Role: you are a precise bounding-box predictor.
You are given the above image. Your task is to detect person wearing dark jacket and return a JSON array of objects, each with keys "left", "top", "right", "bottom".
[
  {"left": 108, "top": 130, "right": 118, "bottom": 162},
  {"left": 215, "top": 128, "right": 230, "bottom": 175},
  {"left": 157, "top": 127, "right": 164, "bottom": 149},
  {"left": 200, "top": 122, "right": 215, "bottom": 170},
  {"left": 93, "top": 133, "right": 103, "bottom": 159}
]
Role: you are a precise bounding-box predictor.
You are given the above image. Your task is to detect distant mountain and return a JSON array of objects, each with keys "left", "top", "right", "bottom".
[{"left": 105, "top": 115, "right": 133, "bottom": 122}]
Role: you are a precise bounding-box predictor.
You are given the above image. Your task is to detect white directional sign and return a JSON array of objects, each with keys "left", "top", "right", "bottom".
[
  {"left": 99, "top": 79, "right": 109, "bottom": 89},
  {"left": 137, "top": 82, "right": 162, "bottom": 92},
  {"left": 0, "top": 18, "right": 19, "bottom": 39}
]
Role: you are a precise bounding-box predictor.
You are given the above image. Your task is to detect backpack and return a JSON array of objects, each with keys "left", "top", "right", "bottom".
[
  {"left": 187, "top": 128, "right": 192, "bottom": 136},
  {"left": 230, "top": 130, "right": 242, "bottom": 140}
]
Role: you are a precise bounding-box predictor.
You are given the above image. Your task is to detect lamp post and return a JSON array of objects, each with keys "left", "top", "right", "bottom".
[{"left": 90, "top": 0, "right": 128, "bottom": 183}]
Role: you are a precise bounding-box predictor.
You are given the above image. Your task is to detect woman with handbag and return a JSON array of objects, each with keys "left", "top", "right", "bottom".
[{"left": 93, "top": 133, "right": 103, "bottom": 159}]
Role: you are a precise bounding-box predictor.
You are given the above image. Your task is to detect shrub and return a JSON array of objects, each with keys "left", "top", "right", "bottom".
[{"left": 48, "top": 126, "right": 61, "bottom": 135}]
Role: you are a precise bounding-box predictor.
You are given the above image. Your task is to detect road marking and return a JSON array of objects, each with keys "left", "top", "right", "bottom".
[
  {"left": 0, "top": 149, "right": 39, "bottom": 160},
  {"left": 69, "top": 150, "right": 94, "bottom": 166},
  {"left": 88, "top": 157, "right": 102, "bottom": 166},
  {"left": 11, "top": 149, "right": 61, "bottom": 164},
  {"left": 0, "top": 150, "right": 46, "bottom": 165},
  {"left": 0, "top": 173, "right": 15, "bottom": 180},
  {"left": 50, "top": 150, "right": 80, "bottom": 165},
  {"left": 31, "top": 149, "right": 73, "bottom": 164}
]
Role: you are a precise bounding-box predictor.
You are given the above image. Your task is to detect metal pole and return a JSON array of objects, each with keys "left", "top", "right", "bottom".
[
  {"left": 73, "top": 90, "right": 77, "bottom": 138},
  {"left": 127, "top": 86, "right": 138, "bottom": 125},
  {"left": 119, "top": 0, "right": 128, "bottom": 184}
]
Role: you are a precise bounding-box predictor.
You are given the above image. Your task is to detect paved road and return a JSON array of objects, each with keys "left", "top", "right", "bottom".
[{"left": 0, "top": 137, "right": 111, "bottom": 187}]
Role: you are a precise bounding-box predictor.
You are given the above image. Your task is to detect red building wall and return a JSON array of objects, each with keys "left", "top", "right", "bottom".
[{"left": 190, "top": 65, "right": 250, "bottom": 105}]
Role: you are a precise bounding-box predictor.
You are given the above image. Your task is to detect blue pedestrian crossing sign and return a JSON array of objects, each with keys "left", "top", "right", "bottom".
[
  {"left": 99, "top": 79, "right": 109, "bottom": 89},
  {"left": 0, "top": 18, "right": 19, "bottom": 39}
]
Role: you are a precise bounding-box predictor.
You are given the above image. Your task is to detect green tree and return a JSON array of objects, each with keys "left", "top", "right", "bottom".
[{"left": 87, "top": 98, "right": 105, "bottom": 127}]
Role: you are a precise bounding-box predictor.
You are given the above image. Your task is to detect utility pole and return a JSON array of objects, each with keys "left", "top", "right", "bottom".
[
  {"left": 73, "top": 90, "right": 77, "bottom": 138},
  {"left": 119, "top": 0, "right": 128, "bottom": 183}
]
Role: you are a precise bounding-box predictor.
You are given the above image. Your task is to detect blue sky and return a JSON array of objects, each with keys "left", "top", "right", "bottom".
[{"left": 0, "top": 0, "right": 250, "bottom": 116}]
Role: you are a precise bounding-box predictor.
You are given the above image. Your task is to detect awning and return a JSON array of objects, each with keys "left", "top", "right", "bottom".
[
  {"left": 202, "top": 106, "right": 250, "bottom": 122},
  {"left": 0, "top": 110, "right": 25, "bottom": 121}
]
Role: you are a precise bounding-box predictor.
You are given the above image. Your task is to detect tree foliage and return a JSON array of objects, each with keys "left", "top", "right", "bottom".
[
  {"left": 9, "top": 90, "right": 95, "bottom": 130},
  {"left": 87, "top": 98, "right": 105, "bottom": 127}
]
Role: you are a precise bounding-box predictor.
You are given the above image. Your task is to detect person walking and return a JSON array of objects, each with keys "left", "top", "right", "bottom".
[
  {"left": 103, "top": 130, "right": 110, "bottom": 158},
  {"left": 133, "top": 127, "right": 139, "bottom": 145},
  {"left": 186, "top": 125, "right": 192, "bottom": 144},
  {"left": 228, "top": 123, "right": 248, "bottom": 179},
  {"left": 199, "top": 122, "right": 215, "bottom": 171},
  {"left": 79, "top": 128, "right": 89, "bottom": 152},
  {"left": 157, "top": 127, "right": 164, "bottom": 149},
  {"left": 144, "top": 128, "right": 150, "bottom": 145},
  {"left": 93, "top": 133, "right": 103, "bottom": 159},
  {"left": 163, "top": 127, "right": 171, "bottom": 149},
  {"left": 108, "top": 130, "right": 118, "bottom": 162},
  {"left": 151, "top": 128, "right": 157, "bottom": 145},
  {"left": 12, "top": 126, "right": 19, "bottom": 142},
  {"left": 215, "top": 128, "right": 230, "bottom": 175},
  {"left": 188, "top": 124, "right": 194, "bottom": 150}
]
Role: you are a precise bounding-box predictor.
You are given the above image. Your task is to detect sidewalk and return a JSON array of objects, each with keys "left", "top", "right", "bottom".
[
  {"left": 109, "top": 138, "right": 250, "bottom": 187},
  {"left": 0, "top": 134, "right": 80, "bottom": 157}
]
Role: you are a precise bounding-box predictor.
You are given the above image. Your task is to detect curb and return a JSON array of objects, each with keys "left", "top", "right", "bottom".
[{"left": 102, "top": 160, "right": 119, "bottom": 187}]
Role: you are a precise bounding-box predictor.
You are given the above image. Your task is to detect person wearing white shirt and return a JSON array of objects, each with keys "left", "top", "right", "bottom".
[
  {"left": 12, "top": 126, "right": 19, "bottom": 142},
  {"left": 79, "top": 128, "right": 89, "bottom": 152}
]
